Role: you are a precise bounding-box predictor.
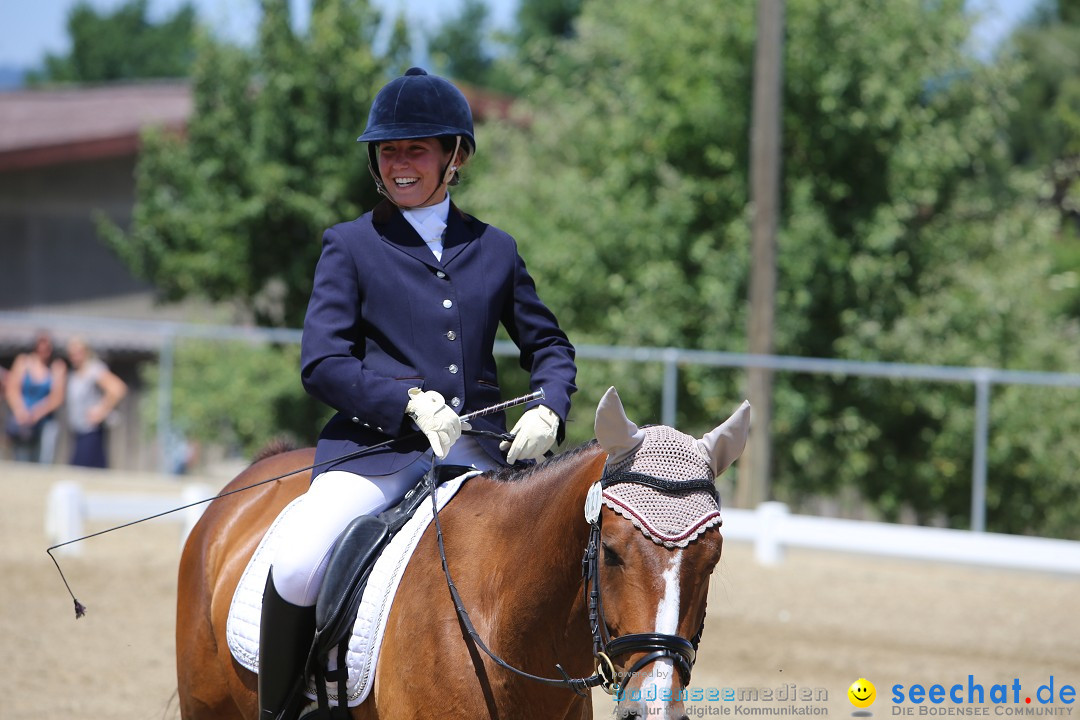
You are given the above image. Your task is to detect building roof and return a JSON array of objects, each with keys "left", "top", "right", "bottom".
[
  {"left": 0, "top": 81, "right": 192, "bottom": 172},
  {"left": 0, "top": 79, "right": 515, "bottom": 174}
]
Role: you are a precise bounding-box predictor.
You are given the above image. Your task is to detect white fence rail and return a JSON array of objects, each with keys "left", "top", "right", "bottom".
[
  {"left": 41, "top": 478, "right": 1080, "bottom": 573},
  {"left": 45, "top": 480, "right": 214, "bottom": 556},
  {"left": 722, "top": 502, "right": 1080, "bottom": 574}
]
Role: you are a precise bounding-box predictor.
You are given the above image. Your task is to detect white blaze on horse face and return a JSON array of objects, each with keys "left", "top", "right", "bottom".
[
  {"left": 656, "top": 551, "right": 682, "bottom": 636},
  {"left": 639, "top": 550, "right": 683, "bottom": 707}
]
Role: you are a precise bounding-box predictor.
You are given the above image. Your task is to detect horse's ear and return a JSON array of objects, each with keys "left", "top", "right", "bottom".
[
  {"left": 695, "top": 400, "right": 751, "bottom": 478},
  {"left": 595, "top": 386, "right": 645, "bottom": 465}
]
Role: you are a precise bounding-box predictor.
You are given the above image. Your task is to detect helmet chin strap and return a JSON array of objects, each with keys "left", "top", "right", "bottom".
[{"left": 369, "top": 136, "right": 462, "bottom": 211}]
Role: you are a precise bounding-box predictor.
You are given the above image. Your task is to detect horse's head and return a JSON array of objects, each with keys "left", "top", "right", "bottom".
[{"left": 589, "top": 387, "right": 750, "bottom": 720}]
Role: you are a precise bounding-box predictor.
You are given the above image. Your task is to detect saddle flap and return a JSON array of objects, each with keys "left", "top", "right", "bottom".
[
  {"left": 315, "top": 516, "right": 390, "bottom": 646},
  {"left": 226, "top": 467, "right": 481, "bottom": 708}
]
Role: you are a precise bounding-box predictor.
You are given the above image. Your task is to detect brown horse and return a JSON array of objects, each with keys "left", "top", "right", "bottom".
[{"left": 176, "top": 388, "right": 750, "bottom": 720}]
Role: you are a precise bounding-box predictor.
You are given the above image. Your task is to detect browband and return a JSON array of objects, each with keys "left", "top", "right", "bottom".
[{"left": 600, "top": 471, "right": 718, "bottom": 500}]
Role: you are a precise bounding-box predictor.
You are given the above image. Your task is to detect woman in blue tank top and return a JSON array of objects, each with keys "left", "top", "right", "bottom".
[{"left": 4, "top": 332, "right": 66, "bottom": 463}]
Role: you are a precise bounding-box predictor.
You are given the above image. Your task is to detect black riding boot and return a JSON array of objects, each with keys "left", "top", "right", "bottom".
[{"left": 258, "top": 568, "right": 316, "bottom": 720}]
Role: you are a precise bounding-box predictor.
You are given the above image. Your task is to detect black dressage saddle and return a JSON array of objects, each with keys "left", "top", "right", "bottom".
[{"left": 304, "top": 464, "right": 475, "bottom": 716}]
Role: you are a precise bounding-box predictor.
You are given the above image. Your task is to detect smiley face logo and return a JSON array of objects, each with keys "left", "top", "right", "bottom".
[{"left": 848, "top": 678, "right": 876, "bottom": 708}]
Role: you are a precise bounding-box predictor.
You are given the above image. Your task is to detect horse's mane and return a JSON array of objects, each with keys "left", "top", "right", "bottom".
[
  {"left": 488, "top": 439, "right": 599, "bottom": 484},
  {"left": 249, "top": 436, "right": 299, "bottom": 466},
  {"left": 246, "top": 436, "right": 599, "bottom": 476}
]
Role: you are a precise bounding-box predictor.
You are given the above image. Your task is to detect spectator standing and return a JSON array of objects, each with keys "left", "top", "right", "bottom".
[
  {"left": 65, "top": 337, "right": 127, "bottom": 468},
  {"left": 4, "top": 331, "right": 66, "bottom": 463}
]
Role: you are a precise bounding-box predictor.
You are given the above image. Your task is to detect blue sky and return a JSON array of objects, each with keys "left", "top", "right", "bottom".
[
  {"left": 0, "top": 0, "right": 1039, "bottom": 69},
  {"left": 0, "top": 0, "right": 521, "bottom": 68}
]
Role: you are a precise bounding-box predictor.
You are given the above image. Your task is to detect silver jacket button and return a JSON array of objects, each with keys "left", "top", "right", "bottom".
[
  {"left": 448, "top": 364, "right": 459, "bottom": 374},
  {"left": 442, "top": 299, "right": 453, "bottom": 308},
  {"left": 446, "top": 330, "right": 457, "bottom": 340}
]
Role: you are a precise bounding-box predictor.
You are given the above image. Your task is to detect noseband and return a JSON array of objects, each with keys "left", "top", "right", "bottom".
[{"left": 582, "top": 470, "right": 712, "bottom": 694}]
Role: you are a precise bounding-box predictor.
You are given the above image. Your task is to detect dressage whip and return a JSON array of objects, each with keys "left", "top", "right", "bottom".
[{"left": 46, "top": 389, "right": 546, "bottom": 619}]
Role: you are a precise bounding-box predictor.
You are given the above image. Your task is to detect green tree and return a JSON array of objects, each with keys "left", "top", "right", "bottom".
[
  {"left": 496, "top": 0, "right": 584, "bottom": 94},
  {"left": 106, "top": 0, "right": 386, "bottom": 329},
  {"left": 27, "top": 0, "right": 196, "bottom": 85},
  {"left": 102, "top": 0, "right": 1080, "bottom": 537},
  {"left": 141, "top": 340, "right": 329, "bottom": 458},
  {"left": 458, "top": 0, "right": 1080, "bottom": 536},
  {"left": 516, "top": 0, "right": 583, "bottom": 45},
  {"left": 105, "top": 0, "right": 392, "bottom": 451},
  {"left": 385, "top": 11, "right": 414, "bottom": 77},
  {"left": 1004, "top": 0, "right": 1080, "bottom": 317},
  {"left": 427, "top": 0, "right": 495, "bottom": 86}
]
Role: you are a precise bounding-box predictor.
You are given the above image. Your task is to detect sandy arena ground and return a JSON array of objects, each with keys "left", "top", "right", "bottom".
[{"left": 1, "top": 460, "right": 1078, "bottom": 719}]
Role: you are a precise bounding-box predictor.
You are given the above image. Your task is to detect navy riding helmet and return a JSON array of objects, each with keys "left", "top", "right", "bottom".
[
  {"left": 358, "top": 67, "right": 475, "bottom": 152},
  {"left": 358, "top": 68, "right": 475, "bottom": 198}
]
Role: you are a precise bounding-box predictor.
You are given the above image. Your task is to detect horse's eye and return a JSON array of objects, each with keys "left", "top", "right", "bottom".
[{"left": 602, "top": 543, "right": 624, "bottom": 567}]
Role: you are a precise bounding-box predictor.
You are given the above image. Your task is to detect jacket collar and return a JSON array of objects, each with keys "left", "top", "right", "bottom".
[{"left": 372, "top": 199, "right": 477, "bottom": 269}]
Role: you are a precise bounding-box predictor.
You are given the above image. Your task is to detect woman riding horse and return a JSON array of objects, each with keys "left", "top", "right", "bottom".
[
  {"left": 259, "top": 67, "right": 577, "bottom": 720},
  {"left": 176, "top": 388, "right": 750, "bottom": 720}
]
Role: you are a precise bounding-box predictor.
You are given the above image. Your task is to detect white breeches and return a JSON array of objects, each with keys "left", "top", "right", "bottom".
[{"left": 270, "top": 437, "right": 497, "bottom": 606}]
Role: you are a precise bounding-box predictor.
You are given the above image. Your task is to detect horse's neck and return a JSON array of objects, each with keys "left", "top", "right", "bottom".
[
  {"left": 500, "top": 443, "right": 604, "bottom": 563},
  {"left": 473, "top": 444, "right": 606, "bottom": 642}
]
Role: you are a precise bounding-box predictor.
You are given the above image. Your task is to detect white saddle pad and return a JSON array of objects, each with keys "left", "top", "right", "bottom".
[{"left": 226, "top": 470, "right": 479, "bottom": 707}]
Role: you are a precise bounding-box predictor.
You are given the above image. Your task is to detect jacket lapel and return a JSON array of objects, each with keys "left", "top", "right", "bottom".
[
  {"left": 439, "top": 203, "right": 478, "bottom": 268},
  {"left": 372, "top": 200, "right": 442, "bottom": 269}
]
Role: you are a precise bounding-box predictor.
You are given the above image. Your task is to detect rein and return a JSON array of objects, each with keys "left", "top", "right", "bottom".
[
  {"left": 425, "top": 462, "right": 605, "bottom": 695},
  {"left": 427, "top": 462, "right": 710, "bottom": 697}
]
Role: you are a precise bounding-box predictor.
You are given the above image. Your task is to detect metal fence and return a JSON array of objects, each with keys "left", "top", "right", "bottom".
[{"left": 5, "top": 310, "right": 1080, "bottom": 532}]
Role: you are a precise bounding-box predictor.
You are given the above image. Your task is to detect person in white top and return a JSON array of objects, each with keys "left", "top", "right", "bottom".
[{"left": 65, "top": 337, "right": 127, "bottom": 468}]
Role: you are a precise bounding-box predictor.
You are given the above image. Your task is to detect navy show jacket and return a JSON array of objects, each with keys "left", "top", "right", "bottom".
[{"left": 301, "top": 200, "right": 577, "bottom": 477}]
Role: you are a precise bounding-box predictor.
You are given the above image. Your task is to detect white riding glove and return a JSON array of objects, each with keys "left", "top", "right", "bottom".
[
  {"left": 406, "top": 388, "right": 462, "bottom": 459},
  {"left": 499, "top": 405, "right": 560, "bottom": 464}
]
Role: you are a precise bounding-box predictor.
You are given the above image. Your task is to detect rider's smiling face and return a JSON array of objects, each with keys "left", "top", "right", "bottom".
[{"left": 377, "top": 137, "right": 453, "bottom": 208}]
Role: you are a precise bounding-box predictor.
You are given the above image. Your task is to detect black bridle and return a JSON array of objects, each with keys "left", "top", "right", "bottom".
[
  {"left": 582, "top": 469, "right": 714, "bottom": 693},
  {"left": 429, "top": 463, "right": 715, "bottom": 697}
]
